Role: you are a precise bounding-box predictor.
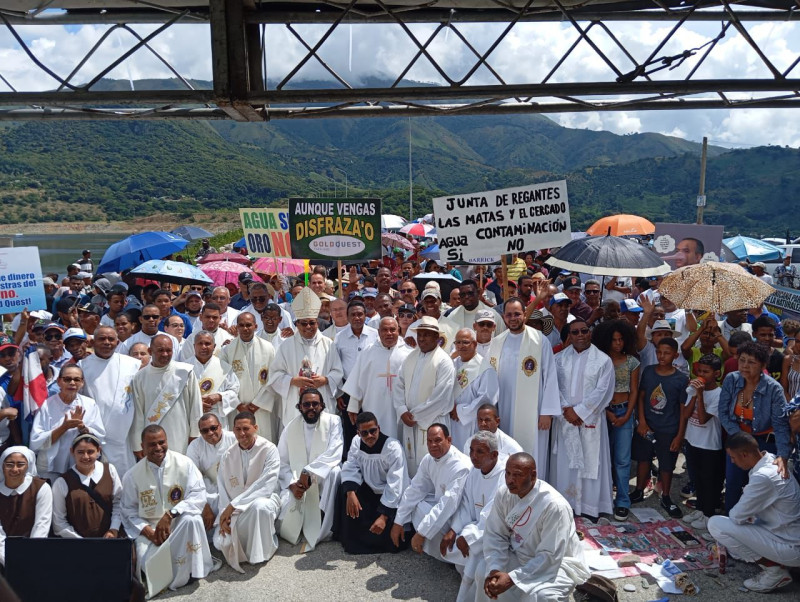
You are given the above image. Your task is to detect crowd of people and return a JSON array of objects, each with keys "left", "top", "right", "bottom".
[{"left": 0, "top": 246, "right": 799, "bottom": 600}]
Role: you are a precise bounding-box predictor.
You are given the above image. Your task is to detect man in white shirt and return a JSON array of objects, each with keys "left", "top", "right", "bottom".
[
  {"left": 186, "top": 413, "right": 236, "bottom": 520},
  {"left": 118, "top": 304, "right": 179, "bottom": 355},
  {"left": 210, "top": 286, "right": 240, "bottom": 329},
  {"left": 708, "top": 432, "right": 800, "bottom": 593},
  {"left": 390, "top": 423, "right": 471, "bottom": 559},
  {"left": 179, "top": 303, "right": 234, "bottom": 362},
  {"left": 215, "top": 411, "right": 282, "bottom": 572},
  {"left": 322, "top": 298, "right": 348, "bottom": 340},
  {"left": 464, "top": 404, "right": 523, "bottom": 458},
  {"left": 337, "top": 411, "right": 409, "bottom": 554}
]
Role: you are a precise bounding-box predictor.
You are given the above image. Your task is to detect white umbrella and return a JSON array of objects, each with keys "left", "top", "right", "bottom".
[{"left": 381, "top": 214, "right": 408, "bottom": 231}]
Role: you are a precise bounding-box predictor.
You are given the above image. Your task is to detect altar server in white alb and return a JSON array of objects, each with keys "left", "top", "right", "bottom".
[
  {"left": 214, "top": 412, "right": 282, "bottom": 573},
  {"left": 129, "top": 334, "right": 201, "bottom": 457},
  {"left": 219, "top": 312, "right": 278, "bottom": 440},
  {"left": 186, "top": 413, "right": 236, "bottom": 518},
  {"left": 390, "top": 423, "right": 471, "bottom": 559},
  {"left": 478, "top": 453, "right": 590, "bottom": 601},
  {"left": 30, "top": 365, "right": 106, "bottom": 481},
  {"left": 344, "top": 317, "right": 412, "bottom": 440},
  {"left": 79, "top": 325, "right": 140, "bottom": 476},
  {"left": 392, "top": 317, "right": 456, "bottom": 476},
  {"left": 479, "top": 298, "right": 560, "bottom": 480},
  {"left": 337, "top": 411, "right": 409, "bottom": 554},
  {"left": 551, "top": 319, "right": 616, "bottom": 519},
  {"left": 268, "top": 287, "right": 343, "bottom": 430},
  {"left": 189, "top": 331, "right": 240, "bottom": 429},
  {"left": 121, "top": 426, "right": 217, "bottom": 595},
  {"left": 464, "top": 404, "right": 523, "bottom": 459},
  {"left": 450, "top": 328, "right": 489, "bottom": 450},
  {"left": 441, "top": 430, "right": 506, "bottom": 602},
  {"left": 277, "top": 388, "right": 343, "bottom": 551}
]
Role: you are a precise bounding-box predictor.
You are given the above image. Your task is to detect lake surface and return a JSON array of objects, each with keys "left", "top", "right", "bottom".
[{"left": 11, "top": 233, "right": 132, "bottom": 278}]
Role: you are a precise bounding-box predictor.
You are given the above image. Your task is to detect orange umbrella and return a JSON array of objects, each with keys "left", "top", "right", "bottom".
[{"left": 586, "top": 214, "right": 655, "bottom": 237}]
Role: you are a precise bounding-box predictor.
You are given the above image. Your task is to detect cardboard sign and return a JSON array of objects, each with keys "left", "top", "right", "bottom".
[
  {"left": 433, "top": 181, "right": 571, "bottom": 263},
  {"left": 239, "top": 208, "right": 291, "bottom": 258},
  {"left": 289, "top": 198, "right": 381, "bottom": 261},
  {"left": 0, "top": 247, "right": 47, "bottom": 314}
]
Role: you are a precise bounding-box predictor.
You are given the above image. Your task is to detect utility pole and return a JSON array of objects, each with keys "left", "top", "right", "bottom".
[
  {"left": 696, "top": 136, "right": 708, "bottom": 224},
  {"left": 408, "top": 117, "right": 413, "bottom": 221}
]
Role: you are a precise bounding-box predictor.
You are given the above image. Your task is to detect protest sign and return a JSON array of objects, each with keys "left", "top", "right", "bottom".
[
  {"left": 432, "top": 181, "right": 571, "bottom": 263},
  {"left": 766, "top": 284, "right": 800, "bottom": 321},
  {"left": 0, "top": 247, "right": 47, "bottom": 315},
  {"left": 653, "top": 223, "right": 724, "bottom": 270},
  {"left": 289, "top": 198, "right": 381, "bottom": 261},
  {"left": 239, "top": 208, "right": 291, "bottom": 258}
]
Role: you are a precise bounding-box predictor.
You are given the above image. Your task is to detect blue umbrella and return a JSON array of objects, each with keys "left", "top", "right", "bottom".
[
  {"left": 420, "top": 244, "right": 440, "bottom": 259},
  {"left": 97, "top": 231, "right": 190, "bottom": 274},
  {"left": 723, "top": 235, "right": 786, "bottom": 262},
  {"left": 233, "top": 236, "right": 247, "bottom": 250},
  {"left": 171, "top": 225, "right": 214, "bottom": 241},
  {"left": 129, "top": 260, "right": 213, "bottom": 286}
]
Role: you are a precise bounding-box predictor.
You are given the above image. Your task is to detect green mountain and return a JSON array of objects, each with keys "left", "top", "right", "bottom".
[{"left": 0, "top": 78, "right": 795, "bottom": 235}]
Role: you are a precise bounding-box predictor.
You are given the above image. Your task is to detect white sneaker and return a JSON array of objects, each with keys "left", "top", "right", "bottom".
[
  {"left": 690, "top": 515, "right": 708, "bottom": 530},
  {"left": 681, "top": 510, "right": 704, "bottom": 524},
  {"left": 744, "top": 566, "right": 793, "bottom": 592}
]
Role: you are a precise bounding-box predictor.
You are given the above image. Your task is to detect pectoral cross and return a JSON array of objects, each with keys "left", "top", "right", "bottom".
[{"left": 377, "top": 359, "right": 398, "bottom": 391}]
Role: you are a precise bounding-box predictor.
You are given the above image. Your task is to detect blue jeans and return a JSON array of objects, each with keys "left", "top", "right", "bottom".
[{"left": 608, "top": 402, "right": 634, "bottom": 508}]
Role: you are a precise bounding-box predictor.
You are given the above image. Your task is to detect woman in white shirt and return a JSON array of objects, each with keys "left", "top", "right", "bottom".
[
  {"left": 0, "top": 446, "right": 52, "bottom": 566},
  {"left": 52, "top": 433, "right": 123, "bottom": 539}
]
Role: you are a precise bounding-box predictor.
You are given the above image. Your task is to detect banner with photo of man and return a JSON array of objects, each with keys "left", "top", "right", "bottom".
[{"left": 652, "top": 223, "right": 724, "bottom": 270}]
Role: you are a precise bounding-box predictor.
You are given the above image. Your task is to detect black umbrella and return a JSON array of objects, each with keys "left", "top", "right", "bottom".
[
  {"left": 547, "top": 234, "right": 669, "bottom": 278},
  {"left": 412, "top": 273, "right": 462, "bottom": 300}
]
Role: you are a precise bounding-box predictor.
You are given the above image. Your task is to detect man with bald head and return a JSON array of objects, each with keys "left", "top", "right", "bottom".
[
  {"left": 79, "top": 325, "right": 141, "bottom": 474},
  {"left": 211, "top": 286, "right": 240, "bottom": 329},
  {"left": 322, "top": 298, "right": 348, "bottom": 340},
  {"left": 130, "top": 333, "right": 202, "bottom": 456},
  {"left": 179, "top": 302, "right": 235, "bottom": 362},
  {"left": 477, "top": 452, "right": 590, "bottom": 601},
  {"left": 188, "top": 330, "right": 240, "bottom": 429},
  {"left": 451, "top": 327, "right": 488, "bottom": 450}
]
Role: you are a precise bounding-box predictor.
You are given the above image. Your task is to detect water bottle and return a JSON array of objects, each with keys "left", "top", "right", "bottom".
[{"left": 686, "top": 384, "right": 697, "bottom": 398}]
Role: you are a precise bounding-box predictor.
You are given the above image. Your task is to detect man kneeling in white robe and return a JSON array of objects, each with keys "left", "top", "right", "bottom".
[
  {"left": 441, "top": 430, "right": 506, "bottom": 602},
  {"left": 278, "top": 388, "right": 343, "bottom": 551},
  {"left": 390, "top": 423, "right": 471, "bottom": 559},
  {"left": 186, "top": 413, "right": 236, "bottom": 527},
  {"left": 477, "top": 453, "right": 590, "bottom": 601},
  {"left": 214, "top": 411, "right": 282, "bottom": 572},
  {"left": 463, "top": 404, "right": 523, "bottom": 459},
  {"left": 121, "top": 425, "right": 217, "bottom": 595}
]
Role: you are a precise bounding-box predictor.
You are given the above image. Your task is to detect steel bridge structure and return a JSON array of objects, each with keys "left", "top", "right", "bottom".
[{"left": 0, "top": 0, "right": 798, "bottom": 121}]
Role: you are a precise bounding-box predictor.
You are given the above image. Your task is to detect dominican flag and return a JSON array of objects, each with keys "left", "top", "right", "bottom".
[{"left": 21, "top": 345, "right": 48, "bottom": 421}]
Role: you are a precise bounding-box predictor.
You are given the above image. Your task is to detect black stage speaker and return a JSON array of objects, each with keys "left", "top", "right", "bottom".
[{"left": 5, "top": 537, "right": 133, "bottom": 601}]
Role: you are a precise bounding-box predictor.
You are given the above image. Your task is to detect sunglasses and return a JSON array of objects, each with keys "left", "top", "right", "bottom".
[
  {"left": 44, "top": 334, "right": 62, "bottom": 341},
  {"left": 358, "top": 427, "right": 379, "bottom": 437},
  {"left": 584, "top": 290, "right": 601, "bottom": 294},
  {"left": 59, "top": 376, "right": 83, "bottom": 383},
  {"left": 200, "top": 425, "right": 220, "bottom": 434},
  {"left": 142, "top": 315, "right": 160, "bottom": 320},
  {"left": 570, "top": 328, "right": 590, "bottom": 335},
  {"left": 297, "top": 320, "right": 316, "bottom": 327},
  {"left": 300, "top": 401, "right": 322, "bottom": 409},
  {"left": 400, "top": 288, "right": 415, "bottom": 293},
  {"left": 251, "top": 296, "right": 268, "bottom": 302}
]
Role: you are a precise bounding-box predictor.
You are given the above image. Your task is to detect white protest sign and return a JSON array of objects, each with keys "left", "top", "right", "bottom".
[
  {"left": 0, "top": 247, "right": 47, "bottom": 315},
  {"left": 433, "top": 180, "right": 571, "bottom": 263}
]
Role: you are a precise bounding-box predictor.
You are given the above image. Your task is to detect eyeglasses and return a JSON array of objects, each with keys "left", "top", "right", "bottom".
[
  {"left": 3, "top": 462, "right": 27, "bottom": 469},
  {"left": 297, "top": 320, "right": 316, "bottom": 327},
  {"left": 569, "top": 328, "right": 590, "bottom": 335},
  {"left": 454, "top": 340, "right": 474, "bottom": 346},
  {"left": 585, "top": 290, "right": 601, "bottom": 294},
  {"left": 189, "top": 286, "right": 204, "bottom": 291},
  {"left": 167, "top": 323, "right": 185, "bottom": 329},
  {"left": 358, "top": 427, "right": 379, "bottom": 437},
  {"left": 44, "top": 334, "right": 62, "bottom": 341},
  {"left": 400, "top": 288, "right": 415, "bottom": 293},
  {"left": 200, "top": 425, "right": 220, "bottom": 434},
  {"left": 251, "top": 296, "right": 268, "bottom": 302},
  {"left": 300, "top": 401, "right": 322, "bottom": 409},
  {"left": 59, "top": 376, "right": 84, "bottom": 383},
  {"left": 142, "top": 315, "right": 160, "bottom": 320}
]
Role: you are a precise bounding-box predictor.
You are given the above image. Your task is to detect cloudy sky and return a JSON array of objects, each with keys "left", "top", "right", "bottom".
[{"left": 1, "top": 17, "right": 798, "bottom": 147}]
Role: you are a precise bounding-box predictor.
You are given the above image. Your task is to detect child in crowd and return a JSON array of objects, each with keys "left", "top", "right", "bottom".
[
  {"left": 631, "top": 337, "right": 689, "bottom": 518},
  {"left": 681, "top": 354, "right": 724, "bottom": 531},
  {"left": 723, "top": 330, "right": 753, "bottom": 376}
]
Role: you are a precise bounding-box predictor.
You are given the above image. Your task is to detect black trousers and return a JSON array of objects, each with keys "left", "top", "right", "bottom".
[
  {"left": 333, "top": 481, "right": 408, "bottom": 555},
  {"left": 685, "top": 442, "right": 725, "bottom": 517}
]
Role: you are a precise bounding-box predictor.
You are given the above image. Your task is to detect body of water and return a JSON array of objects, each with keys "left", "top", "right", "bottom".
[{"left": 12, "top": 233, "right": 131, "bottom": 279}]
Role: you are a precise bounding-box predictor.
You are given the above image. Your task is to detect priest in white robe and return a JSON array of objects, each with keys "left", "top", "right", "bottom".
[
  {"left": 336, "top": 411, "right": 409, "bottom": 554},
  {"left": 344, "top": 317, "right": 412, "bottom": 440},
  {"left": 220, "top": 312, "right": 278, "bottom": 440},
  {"left": 551, "top": 319, "right": 615, "bottom": 519},
  {"left": 189, "top": 331, "right": 240, "bottom": 429},
  {"left": 186, "top": 413, "right": 236, "bottom": 516},
  {"left": 277, "top": 388, "right": 343, "bottom": 551},
  {"left": 268, "top": 288, "right": 343, "bottom": 430},
  {"left": 129, "top": 334, "right": 201, "bottom": 456},
  {"left": 392, "top": 316, "right": 456, "bottom": 477},
  {"left": 258, "top": 303, "right": 291, "bottom": 350},
  {"left": 391, "top": 424, "right": 471, "bottom": 559},
  {"left": 442, "top": 279, "right": 506, "bottom": 335},
  {"left": 79, "top": 326, "right": 140, "bottom": 475},
  {"left": 214, "top": 411, "right": 282, "bottom": 572},
  {"left": 451, "top": 328, "right": 485, "bottom": 450},
  {"left": 479, "top": 298, "right": 560, "bottom": 481},
  {"left": 477, "top": 453, "right": 590, "bottom": 601},
  {"left": 441, "top": 431, "right": 507, "bottom": 602},
  {"left": 179, "top": 303, "right": 234, "bottom": 363},
  {"left": 240, "top": 282, "right": 293, "bottom": 332},
  {"left": 121, "top": 425, "right": 217, "bottom": 595},
  {"left": 464, "top": 404, "right": 523, "bottom": 458}
]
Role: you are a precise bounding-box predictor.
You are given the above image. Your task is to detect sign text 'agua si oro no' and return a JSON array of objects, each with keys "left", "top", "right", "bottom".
[
  {"left": 0, "top": 247, "right": 47, "bottom": 315},
  {"left": 433, "top": 180, "right": 571, "bottom": 263},
  {"left": 289, "top": 198, "right": 382, "bottom": 261},
  {"left": 239, "top": 208, "right": 291, "bottom": 258}
]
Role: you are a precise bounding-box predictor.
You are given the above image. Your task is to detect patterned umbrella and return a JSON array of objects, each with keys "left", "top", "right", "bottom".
[
  {"left": 659, "top": 261, "right": 775, "bottom": 313},
  {"left": 197, "top": 252, "right": 250, "bottom": 265},
  {"left": 381, "top": 233, "right": 414, "bottom": 251},
  {"left": 251, "top": 257, "right": 306, "bottom": 276},
  {"left": 199, "top": 261, "right": 263, "bottom": 287},
  {"left": 399, "top": 222, "right": 436, "bottom": 238},
  {"left": 129, "top": 260, "right": 213, "bottom": 286}
]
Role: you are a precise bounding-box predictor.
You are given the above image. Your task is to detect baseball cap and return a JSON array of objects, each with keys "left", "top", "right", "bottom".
[
  {"left": 421, "top": 288, "right": 441, "bottom": 300},
  {"left": 564, "top": 276, "right": 582, "bottom": 291},
  {"left": 398, "top": 303, "right": 416, "bottom": 315},
  {"left": 77, "top": 271, "right": 92, "bottom": 279},
  {"left": 475, "top": 309, "right": 496, "bottom": 323},
  {"left": 77, "top": 303, "right": 102, "bottom": 317},
  {"left": 56, "top": 295, "right": 79, "bottom": 313},
  {"left": 93, "top": 277, "right": 111, "bottom": 295},
  {"left": 238, "top": 272, "right": 254, "bottom": 283},
  {"left": 549, "top": 292, "right": 572, "bottom": 306},
  {"left": 0, "top": 334, "right": 19, "bottom": 352},
  {"left": 82, "top": 249, "right": 91, "bottom": 254},
  {"left": 42, "top": 277, "right": 56, "bottom": 287},
  {"left": 63, "top": 328, "right": 87, "bottom": 342},
  {"left": 186, "top": 290, "right": 202, "bottom": 299},
  {"left": 362, "top": 287, "right": 378, "bottom": 299},
  {"left": 752, "top": 261, "right": 766, "bottom": 269},
  {"left": 44, "top": 322, "right": 65, "bottom": 334},
  {"left": 621, "top": 299, "right": 643, "bottom": 313}
]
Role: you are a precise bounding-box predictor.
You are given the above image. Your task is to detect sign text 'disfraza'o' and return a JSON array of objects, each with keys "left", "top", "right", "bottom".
[
  {"left": 433, "top": 181, "right": 571, "bottom": 263},
  {"left": 289, "top": 198, "right": 382, "bottom": 261}
]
